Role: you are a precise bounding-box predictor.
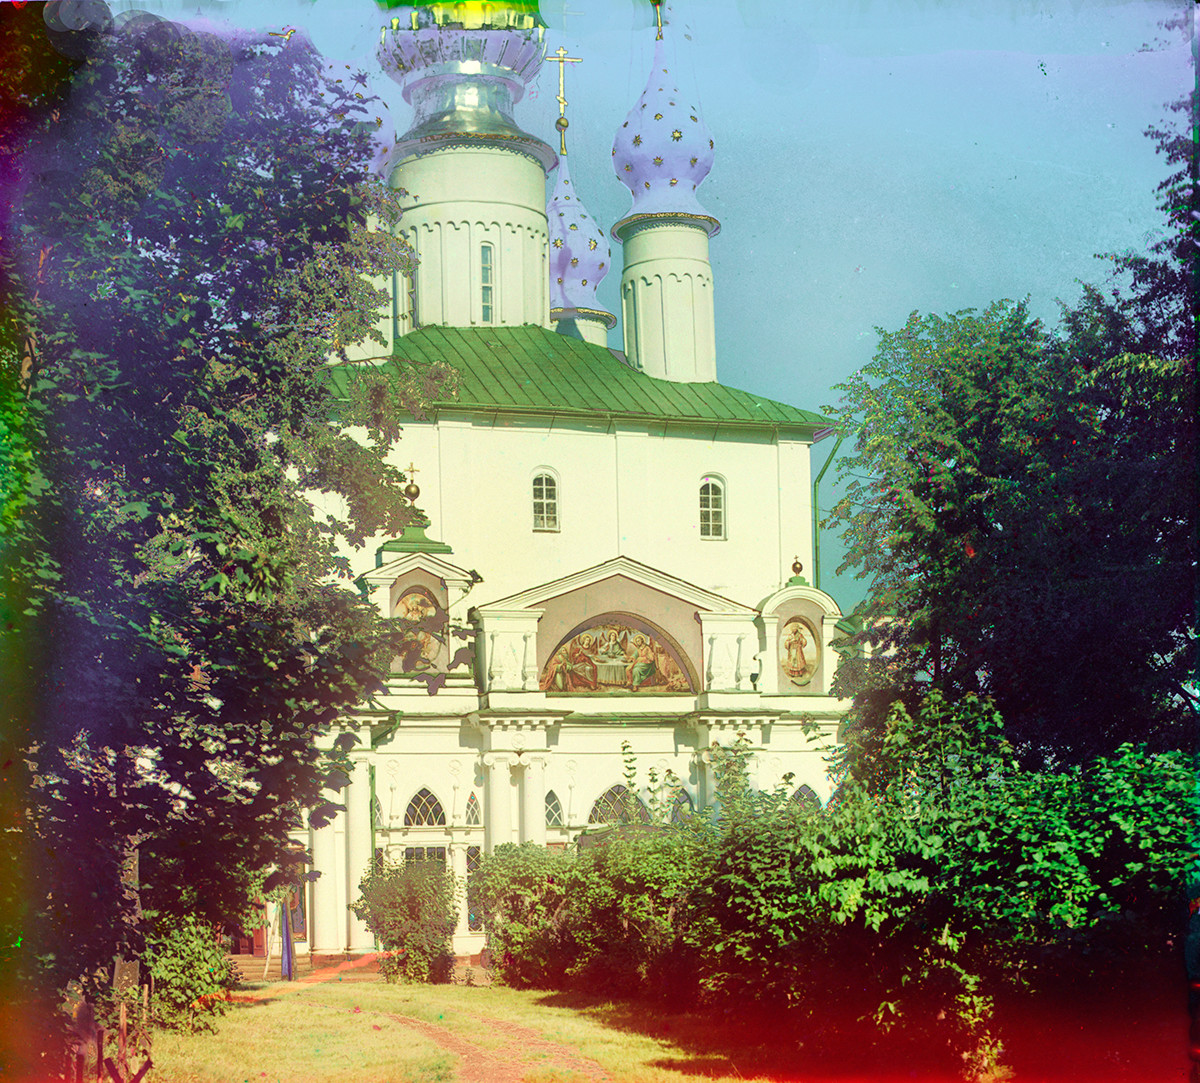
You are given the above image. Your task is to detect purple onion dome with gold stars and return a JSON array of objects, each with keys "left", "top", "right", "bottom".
[
  {"left": 611, "top": 31, "right": 719, "bottom": 238},
  {"left": 549, "top": 155, "right": 612, "bottom": 316}
]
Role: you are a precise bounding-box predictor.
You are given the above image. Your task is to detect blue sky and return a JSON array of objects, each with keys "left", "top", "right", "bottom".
[{"left": 116, "top": 0, "right": 1193, "bottom": 608}]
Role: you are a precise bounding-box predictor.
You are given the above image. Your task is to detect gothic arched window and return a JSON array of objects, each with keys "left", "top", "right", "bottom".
[
  {"left": 404, "top": 788, "right": 446, "bottom": 827},
  {"left": 670, "top": 788, "right": 694, "bottom": 824},
  {"left": 700, "top": 477, "right": 725, "bottom": 539},
  {"left": 588, "top": 784, "right": 651, "bottom": 825},
  {"left": 545, "top": 790, "right": 564, "bottom": 827},
  {"left": 465, "top": 791, "right": 481, "bottom": 826},
  {"left": 533, "top": 473, "right": 559, "bottom": 532}
]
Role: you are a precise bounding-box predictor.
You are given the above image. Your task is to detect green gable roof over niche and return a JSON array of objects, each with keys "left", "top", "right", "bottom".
[{"left": 329, "top": 326, "right": 828, "bottom": 434}]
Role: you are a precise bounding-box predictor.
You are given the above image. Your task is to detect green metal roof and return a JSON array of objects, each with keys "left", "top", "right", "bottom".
[{"left": 330, "top": 326, "right": 828, "bottom": 432}]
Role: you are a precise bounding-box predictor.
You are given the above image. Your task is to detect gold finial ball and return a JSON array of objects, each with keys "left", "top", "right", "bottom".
[
  {"left": 792, "top": 556, "right": 803, "bottom": 577},
  {"left": 403, "top": 481, "right": 421, "bottom": 504},
  {"left": 556, "top": 116, "right": 569, "bottom": 132}
]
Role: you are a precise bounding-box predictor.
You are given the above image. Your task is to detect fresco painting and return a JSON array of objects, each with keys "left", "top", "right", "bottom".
[
  {"left": 781, "top": 616, "right": 819, "bottom": 688},
  {"left": 541, "top": 619, "right": 693, "bottom": 694},
  {"left": 394, "top": 586, "right": 444, "bottom": 670}
]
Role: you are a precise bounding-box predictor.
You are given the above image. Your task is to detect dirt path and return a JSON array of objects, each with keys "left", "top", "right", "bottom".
[{"left": 307, "top": 1001, "right": 614, "bottom": 1083}]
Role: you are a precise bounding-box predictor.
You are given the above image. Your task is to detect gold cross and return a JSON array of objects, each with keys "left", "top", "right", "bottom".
[
  {"left": 547, "top": 45, "right": 582, "bottom": 155},
  {"left": 405, "top": 462, "right": 419, "bottom": 480}
]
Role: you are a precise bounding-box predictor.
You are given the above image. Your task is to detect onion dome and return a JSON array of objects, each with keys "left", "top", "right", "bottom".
[
  {"left": 378, "top": 3, "right": 555, "bottom": 170},
  {"left": 548, "top": 150, "right": 613, "bottom": 321},
  {"left": 611, "top": 33, "right": 718, "bottom": 237}
]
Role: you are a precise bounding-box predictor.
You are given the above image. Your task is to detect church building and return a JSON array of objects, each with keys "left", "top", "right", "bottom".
[{"left": 300, "top": 0, "right": 848, "bottom": 958}]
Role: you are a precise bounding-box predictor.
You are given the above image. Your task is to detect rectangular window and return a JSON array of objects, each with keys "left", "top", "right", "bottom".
[
  {"left": 403, "top": 846, "right": 447, "bottom": 866},
  {"left": 480, "top": 243, "right": 494, "bottom": 323}
]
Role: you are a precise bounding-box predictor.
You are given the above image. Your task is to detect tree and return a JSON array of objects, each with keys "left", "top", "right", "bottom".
[
  {"left": 0, "top": 9, "right": 451, "bottom": 1071},
  {"left": 826, "top": 300, "right": 1194, "bottom": 775}
]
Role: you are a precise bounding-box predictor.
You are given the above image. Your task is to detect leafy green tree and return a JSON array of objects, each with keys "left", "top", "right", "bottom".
[
  {"left": 826, "top": 300, "right": 1194, "bottom": 773},
  {"left": 0, "top": 10, "right": 451, "bottom": 1070}
]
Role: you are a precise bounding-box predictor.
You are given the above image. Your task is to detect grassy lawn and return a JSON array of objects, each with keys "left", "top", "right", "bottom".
[
  {"left": 143, "top": 967, "right": 1189, "bottom": 1083},
  {"left": 147, "top": 985, "right": 457, "bottom": 1083},
  {"left": 147, "top": 980, "right": 827, "bottom": 1083}
]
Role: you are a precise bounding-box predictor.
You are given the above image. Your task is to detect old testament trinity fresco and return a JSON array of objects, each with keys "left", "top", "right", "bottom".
[{"left": 541, "top": 616, "right": 696, "bottom": 694}]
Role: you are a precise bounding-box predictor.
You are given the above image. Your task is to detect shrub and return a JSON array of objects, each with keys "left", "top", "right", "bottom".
[
  {"left": 351, "top": 859, "right": 458, "bottom": 983},
  {"left": 144, "top": 914, "right": 237, "bottom": 1031}
]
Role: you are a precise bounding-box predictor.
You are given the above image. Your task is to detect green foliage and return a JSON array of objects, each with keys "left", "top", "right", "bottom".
[
  {"left": 826, "top": 300, "right": 1195, "bottom": 770},
  {"left": 352, "top": 860, "right": 459, "bottom": 983},
  {"left": 0, "top": 10, "right": 452, "bottom": 1055},
  {"left": 476, "top": 843, "right": 573, "bottom": 989},
  {"left": 145, "top": 915, "right": 237, "bottom": 1032}
]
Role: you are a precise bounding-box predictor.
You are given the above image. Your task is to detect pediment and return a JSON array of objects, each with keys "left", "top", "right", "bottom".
[
  {"left": 359, "top": 551, "right": 478, "bottom": 596},
  {"left": 478, "top": 555, "right": 757, "bottom": 616}
]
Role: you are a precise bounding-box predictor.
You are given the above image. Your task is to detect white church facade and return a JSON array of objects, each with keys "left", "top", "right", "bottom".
[{"left": 298, "top": 1, "right": 849, "bottom": 958}]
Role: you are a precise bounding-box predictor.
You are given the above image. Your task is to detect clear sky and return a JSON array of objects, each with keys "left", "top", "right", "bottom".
[{"left": 114, "top": 0, "right": 1194, "bottom": 609}]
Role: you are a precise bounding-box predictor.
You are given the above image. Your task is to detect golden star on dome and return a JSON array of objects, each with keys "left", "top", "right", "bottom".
[{"left": 671, "top": 130, "right": 682, "bottom": 140}]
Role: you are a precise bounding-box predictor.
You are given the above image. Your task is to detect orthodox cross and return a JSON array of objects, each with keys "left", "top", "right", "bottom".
[
  {"left": 551, "top": 1, "right": 584, "bottom": 33},
  {"left": 547, "top": 46, "right": 582, "bottom": 156}
]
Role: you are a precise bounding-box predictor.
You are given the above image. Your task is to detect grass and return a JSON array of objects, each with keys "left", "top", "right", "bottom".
[
  {"left": 142, "top": 957, "right": 1190, "bottom": 1083},
  {"left": 147, "top": 986, "right": 456, "bottom": 1083}
]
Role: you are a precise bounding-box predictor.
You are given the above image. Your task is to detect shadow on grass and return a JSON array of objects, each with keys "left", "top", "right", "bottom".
[
  {"left": 531, "top": 950, "right": 1189, "bottom": 1083},
  {"left": 532, "top": 991, "right": 964, "bottom": 1083}
]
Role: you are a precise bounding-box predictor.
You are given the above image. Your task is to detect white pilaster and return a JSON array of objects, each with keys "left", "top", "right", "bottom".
[{"left": 520, "top": 753, "right": 548, "bottom": 846}]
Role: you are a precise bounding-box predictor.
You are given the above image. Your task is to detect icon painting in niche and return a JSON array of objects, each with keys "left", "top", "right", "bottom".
[
  {"left": 781, "top": 616, "right": 819, "bottom": 688},
  {"left": 394, "top": 586, "right": 443, "bottom": 670}
]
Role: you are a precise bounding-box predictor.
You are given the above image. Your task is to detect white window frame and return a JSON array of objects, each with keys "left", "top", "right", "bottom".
[
  {"left": 532, "top": 470, "right": 560, "bottom": 533},
  {"left": 480, "top": 241, "right": 495, "bottom": 324},
  {"left": 699, "top": 475, "right": 726, "bottom": 540}
]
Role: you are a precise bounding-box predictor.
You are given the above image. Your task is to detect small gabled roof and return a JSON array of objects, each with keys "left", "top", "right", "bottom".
[
  {"left": 328, "top": 326, "right": 827, "bottom": 434},
  {"left": 477, "top": 554, "right": 759, "bottom": 616}
]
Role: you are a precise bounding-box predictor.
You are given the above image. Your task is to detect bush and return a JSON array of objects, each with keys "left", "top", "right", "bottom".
[
  {"left": 144, "top": 915, "right": 237, "bottom": 1031},
  {"left": 351, "top": 859, "right": 458, "bottom": 983}
]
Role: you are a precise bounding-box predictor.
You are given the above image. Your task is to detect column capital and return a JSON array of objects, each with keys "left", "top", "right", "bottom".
[{"left": 482, "top": 751, "right": 517, "bottom": 769}]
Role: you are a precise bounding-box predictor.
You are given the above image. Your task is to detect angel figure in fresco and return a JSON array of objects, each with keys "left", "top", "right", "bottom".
[
  {"left": 782, "top": 620, "right": 812, "bottom": 682},
  {"left": 598, "top": 628, "right": 629, "bottom": 661},
  {"left": 541, "top": 633, "right": 599, "bottom": 692},
  {"left": 626, "top": 634, "right": 658, "bottom": 690},
  {"left": 565, "top": 632, "right": 599, "bottom": 691}
]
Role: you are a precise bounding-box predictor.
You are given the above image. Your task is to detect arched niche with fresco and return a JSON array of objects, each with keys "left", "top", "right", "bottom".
[
  {"left": 539, "top": 612, "right": 699, "bottom": 695},
  {"left": 390, "top": 570, "right": 450, "bottom": 674},
  {"left": 759, "top": 584, "right": 843, "bottom": 696}
]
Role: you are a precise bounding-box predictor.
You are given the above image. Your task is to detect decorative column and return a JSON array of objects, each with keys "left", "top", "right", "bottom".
[
  {"left": 520, "top": 753, "right": 549, "bottom": 847},
  {"left": 482, "top": 752, "right": 515, "bottom": 852},
  {"left": 346, "top": 758, "right": 375, "bottom": 953},
  {"left": 449, "top": 843, "right": 469, "bottom": 939},
  {"left": 309, "top": 813, "right": 339, "bottom": 954}
]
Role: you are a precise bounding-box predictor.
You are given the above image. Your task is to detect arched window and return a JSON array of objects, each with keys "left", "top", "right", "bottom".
[
  {"left": 545, "top": 790, "right": 564, "bottom": 827},
  {"left": 480, "top": 242, "right": 495, "bottom": 323},
  {"left": 588, "top": 784, "right": 651, "bottom": 825},
  {"left": 669, "top": 789, "right": 694, "bottom": 824},
  {"left": 404, "top": 788, "right": 446, "bottom": 826},
  {"left": 700, "top": 477, "right": 725, "bottom": 539},
  {"left": 532, "top": 473, "right": 559, "bottom": 532},
  {"left": 464, "top": 791, "right": 481, "bottom": 826}
]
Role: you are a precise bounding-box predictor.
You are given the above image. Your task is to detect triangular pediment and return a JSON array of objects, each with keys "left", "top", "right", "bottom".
[
  {"left": 477, "top": 555, "right": 757, "bottom": 616},
  {"left": 358, "top": 550, "right": 478, "bottom": 595}
]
